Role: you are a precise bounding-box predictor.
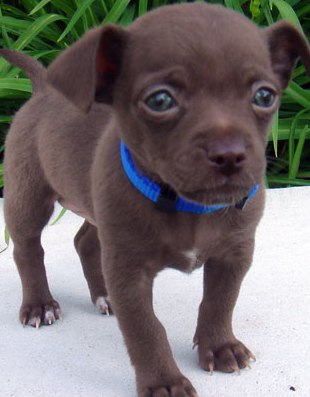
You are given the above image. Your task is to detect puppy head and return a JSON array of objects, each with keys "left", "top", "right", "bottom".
[{"left": 47, "top": 3, "right": 310, "bottom": 206}]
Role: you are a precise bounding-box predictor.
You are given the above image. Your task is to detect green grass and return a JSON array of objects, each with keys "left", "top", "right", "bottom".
[{"left": 0, "top": 0, "right": 309, "bottom": 190}]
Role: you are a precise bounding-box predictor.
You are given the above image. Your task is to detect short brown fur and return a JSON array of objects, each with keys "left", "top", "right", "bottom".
[{"left": 1, "top": 4, "right": 310, "bottom": 396}]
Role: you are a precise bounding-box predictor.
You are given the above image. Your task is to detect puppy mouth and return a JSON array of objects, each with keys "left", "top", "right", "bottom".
[{"left": 178, "top": 184, "right": 252, "bottom": 206}]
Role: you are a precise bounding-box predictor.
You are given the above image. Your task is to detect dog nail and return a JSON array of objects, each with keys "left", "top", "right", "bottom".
[
  {"left": 55, "top": 308, "right": 62, "bottom": 320},
  {"left": 35, "top": 318, "right": 41, "bottom": 329},
  {"left": 249, "top": 353, "right": 256, "bottom": 362},
  {"left": 45, "top": 310, "right": 55, "bottom": 325},
  {"left": 95, "top": 296, "right": 110, "bottom": 315},
  {"left": 208, "top": 366, "right": 214, "bottom": 375}
]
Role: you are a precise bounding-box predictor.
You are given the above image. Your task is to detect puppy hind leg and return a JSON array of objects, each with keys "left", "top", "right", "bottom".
[
  {"left": 74, "top": 221, "right": 111, "bottom": 315},
  {"left": 4, "top": 183, "right": 60, "bottom": 328}
]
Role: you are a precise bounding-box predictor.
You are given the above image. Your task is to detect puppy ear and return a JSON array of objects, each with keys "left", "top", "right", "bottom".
[
  {"left": 264, "top": 21, "right": 310, "bottom": 89},
  {"left": 47, "top": 25, "right": 127, "bottom": 111}
]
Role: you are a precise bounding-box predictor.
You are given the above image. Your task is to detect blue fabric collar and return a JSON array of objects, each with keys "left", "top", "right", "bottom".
[{"left": 120, "top": 140, "right": 259, "bottom": 214}]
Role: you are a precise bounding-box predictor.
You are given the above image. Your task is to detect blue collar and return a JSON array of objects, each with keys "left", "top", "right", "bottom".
[{"left": 120, "top": 140, "right": 259, "bottom": 214}]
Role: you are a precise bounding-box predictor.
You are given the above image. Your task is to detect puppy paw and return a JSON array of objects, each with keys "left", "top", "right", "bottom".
[
  {"left": 20, "top": 300, "right": 61, "bottom": 328},
  {"left": 194, "top": 338, "right": 255, "bottom": 374},
  {"left": 140, "top": 377, "right": 198, "bottom": 397},
  {"left": 95, "top": 296, "right": 113, "bottom": 315}
]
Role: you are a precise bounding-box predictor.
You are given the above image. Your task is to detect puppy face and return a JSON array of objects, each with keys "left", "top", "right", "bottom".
[
  {"left": 45, "top": 3, "right": 309, "bottom": 206},
  {"left": 113, "top": 5, "right": 281, "bottom": 205}
]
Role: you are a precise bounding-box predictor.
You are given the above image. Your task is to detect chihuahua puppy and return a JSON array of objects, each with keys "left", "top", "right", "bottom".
[{"left": 1, "top": 3, "right": 310, "bottom": 396}]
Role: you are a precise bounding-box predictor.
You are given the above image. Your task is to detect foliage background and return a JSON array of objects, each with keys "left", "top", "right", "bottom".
[{"left": 0, "top": 0, "right": 309, "bottom": 195}]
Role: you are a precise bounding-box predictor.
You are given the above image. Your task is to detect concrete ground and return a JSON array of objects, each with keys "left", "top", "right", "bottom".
[{"left": 0, "top": 187, "right": 309, "bottom": 397}]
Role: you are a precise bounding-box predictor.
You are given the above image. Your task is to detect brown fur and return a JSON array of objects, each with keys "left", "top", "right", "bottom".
[{"left": 1, "top": 4, "right": 310, "bottom": 397}]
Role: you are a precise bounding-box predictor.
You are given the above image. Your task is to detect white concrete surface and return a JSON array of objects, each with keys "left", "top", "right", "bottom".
[{"left": 0, "top": 187, "right": 309, "bottom": 397}]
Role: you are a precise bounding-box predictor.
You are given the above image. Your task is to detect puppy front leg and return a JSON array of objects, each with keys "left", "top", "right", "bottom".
[
  {"left": 194, "top": 241, "right": 255, "bottom": 374},
  {"left": 103, "top": 253, "right": 198, "bottom": 397}
]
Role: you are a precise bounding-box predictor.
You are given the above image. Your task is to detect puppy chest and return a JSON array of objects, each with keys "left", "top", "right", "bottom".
[
  {"left": 165, "top": 245, "right": 210, "bottom": 272},
  {"left": 182, "top": 248, "right": 204, "bottom": 271},
  {"left": 170, "top": 238, "right": 222, "bottom": 272},
  {"left": 158, "top": 214, "right": 228, "bottom": 271}
]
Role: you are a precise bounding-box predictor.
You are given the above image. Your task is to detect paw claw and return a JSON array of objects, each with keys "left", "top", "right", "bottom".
[
  {"left": 29, "top": 316, "right": 41, "bottom": 329},
  {"left": 196, "top": 337, "right": 255, "bottom": 374},
  {"left": 55, "top": 308, "right": 62, "bottom": 320},
  {"left": 146, "top": 376, "right": 197, "bottom": 397},
  {"left": 20, "top": 300, "right": 61, "bottom": 328},
  {"left": 44, "top": 310, "right": 56, "bottom": 325},
  {"left": 95, "top": 296, "right": 111, "bottom": 316},
  {"left": 249, "top": 352, "right": 256, "bottom": 362}
]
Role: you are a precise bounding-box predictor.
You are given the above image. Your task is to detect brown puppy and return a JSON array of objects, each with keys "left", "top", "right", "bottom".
[{"left": 1, "top": 3, "right": 310, "bottom": 397}]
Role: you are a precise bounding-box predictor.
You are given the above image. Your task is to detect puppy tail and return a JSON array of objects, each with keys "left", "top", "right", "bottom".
[{"left": 0, "top": 49, "right": 46, "bottom": 94}]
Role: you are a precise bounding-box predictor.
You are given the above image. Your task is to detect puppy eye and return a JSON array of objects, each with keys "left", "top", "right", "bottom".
[
  {"left": 145, "top": 91, "right": 176, "bottom": 112},
  {"left": 252, "top": 88, "right": 276, "bottom": 108}
]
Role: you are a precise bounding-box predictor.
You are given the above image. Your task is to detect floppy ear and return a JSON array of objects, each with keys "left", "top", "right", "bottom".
[
  {"left": 264, "top": 21, "right": 310, "bottom": 89},
  {"left": 46, "top": 25, "right": 127, "bottom": 111}
]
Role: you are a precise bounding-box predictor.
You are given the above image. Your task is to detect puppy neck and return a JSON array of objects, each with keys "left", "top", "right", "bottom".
[{"left": 120, "top": 140, "right": 259, "bottom": 214}]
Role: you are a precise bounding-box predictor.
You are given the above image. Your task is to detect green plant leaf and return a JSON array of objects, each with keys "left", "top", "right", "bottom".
[
  {"left": 224, "top": 0, "right": 243, "bottom": 13},
  {"left": 139, "top": 0, "right": 148, "bottom": 16},
  {"left": 271, "top": 0, "right": 303, "bottom": 30},
  {"left": 0, "top": 7, "right": 11, "bottom": 48},
  {"left": 288, "top": 109, "right": 309, "bottom": 168},
  {"left": 153, "top": 0, "right": 168, "bottom": 8},
  {"left": 50, "top": 207, "right": 67, "bottom": 225},
  {"left": 0, "top": 4, "right": 29, "bottom": 19},
  {"left": 289, "top": 124, "right": 309, "bottom": 179},
  {"left": 0, "top": 115, "right": 12, "bottom": 123},
  {"left": 21, "top": 0, "right": 43, "bottom": 14},
  {"left": 0, "top": 16, "right": 31, "bottom": 31},
  {"left": 12, "top": 14, "right": 67, "bottom": 51},
  {"left": 250, "top": 0, "right": 262, "bottom": 20},
  {"left": 103, "top": 0, "right": 132, "bottom": 23},
  {"left": 29, "top": 0, "right": 51, "bottom": 15},
  {"left": 285, "top": 81, "right": 310, "bottom": 109},
  {"left": 0, "top": 78, "right": 32, "bottom": 93},
  {"left": 296, "top": 3, "right": 310, "bottom": 19},
  {"left": 51, "top": 0, "right": 75, "bottom": 17},
  {"left": 119, "top": 6, "right": 136, "bottom": 25},
  {"left": 270, "top": 110, "right": 279, "bottom": 157},
  {"left": 4, "top": 226, "right": 10, "bottom": 246},
  {"left": 57, "top": 0, "right": 96, "bottom": 42},
  {"left": 267, "top": 176, "right": 310, "bottom": 186}
]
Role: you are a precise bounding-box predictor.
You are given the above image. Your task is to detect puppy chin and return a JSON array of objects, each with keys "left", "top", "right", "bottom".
[{"left": 178, "top": 185, "right": 251, "bottom": 206}]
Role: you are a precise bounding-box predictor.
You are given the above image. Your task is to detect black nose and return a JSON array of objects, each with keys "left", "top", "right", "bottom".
[{"left": 207, "top": 140, "right": 246, "bottom": 176}]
